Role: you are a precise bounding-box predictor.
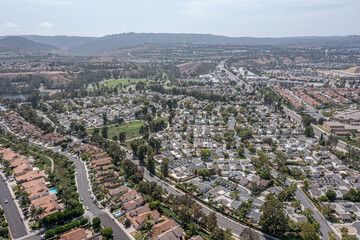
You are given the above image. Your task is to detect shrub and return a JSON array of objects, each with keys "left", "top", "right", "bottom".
[
  {"left": 45, "top": 229, "right": 55, "bottom": 239},
  {"left": 54, "top": 225, "right": 65, "bottom": 235},
  {"left": 80, "top": 218, "right": 88, "bottom": 226}
]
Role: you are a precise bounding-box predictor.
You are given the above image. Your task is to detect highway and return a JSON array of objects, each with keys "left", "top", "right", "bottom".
[{"left": 0, "top": 174, "right": 28, "bottom": 239}]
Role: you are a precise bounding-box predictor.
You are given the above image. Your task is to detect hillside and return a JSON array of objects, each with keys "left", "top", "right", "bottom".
[
  {"left": 1, "top": 33, "right": 359, "bottom": 55},
  {"left": 0, "top": 36, "right": 57, "bottom": 53},
  {"left": 52, "top": 33, "right": 347, "bottom": 55}
]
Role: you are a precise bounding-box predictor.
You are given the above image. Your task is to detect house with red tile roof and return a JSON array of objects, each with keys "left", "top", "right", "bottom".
[
  {"left": 123, "top": 196, "right": 143, "bottom": 212},
  {"left": 147, "top": 218, "right": 178, "bottom": 240},
  {"left": 59, "top": 228, "right": 87, "bottom": 240},
  {"left": 13, "top": 163, "right": 33, "bottom": 177},
  {"left": 30, "top": 194, "right": 61, "bottom": 217},
  {"left": 132, "top": 210, "right": 160, "bottom": 230},
  {"left": 120, "top": 189, "right": 138, "bottom": 203},
  {"left": 157, "top": 226, "right": 185, "bottom": 240},
  {"left": 15, "top": 170, "right": 46, "bottom": 183}
]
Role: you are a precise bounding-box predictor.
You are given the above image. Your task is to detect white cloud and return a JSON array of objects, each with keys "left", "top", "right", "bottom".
[
  {"left": 1, "top": 22, "right": 20, "bottom": 28},
  {"left": 39, "top": 21, "right": 53, "bottom": 29},
  {"left": 24, "top": 0, "right": 74, "bottom": 6},
  {"left": 181, "top": 0, "right": 356, "bottom": 19}
]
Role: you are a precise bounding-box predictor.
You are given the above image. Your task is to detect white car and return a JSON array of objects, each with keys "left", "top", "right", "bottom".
[
  {"left": 4, "top": 199, "right": 8, "bottom": 203},
  {"left": 86, "top": 206, "right": 89, "bottom": 210}
]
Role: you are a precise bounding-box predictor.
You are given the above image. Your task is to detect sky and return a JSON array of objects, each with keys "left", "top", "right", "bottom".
[{"left": 0, "top": 0, "right": 359, "bottom": 37}]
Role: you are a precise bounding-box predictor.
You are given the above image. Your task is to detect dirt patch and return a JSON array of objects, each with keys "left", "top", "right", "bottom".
[
  {"left": 0, "top": 71, "right": 75, "bottom": 88},
  {"left": 294, "top": 56, "right": 310, "bottom": 63}
]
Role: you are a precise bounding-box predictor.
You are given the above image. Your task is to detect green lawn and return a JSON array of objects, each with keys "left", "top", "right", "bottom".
[
  {"left": 317, "top": 125, "right": 330, "bottom": 133},
  {"left": 339, "top": 137, "right": 360, "bottom": 148},
  {"left": 100, "top": 78, "right": 147, "bottom": 88},
  {"left": 88, "top": 121, "right": 146, "bottom": 141},
  {"left": 40, "top": 155, "right": 52, "bottom": 168}
]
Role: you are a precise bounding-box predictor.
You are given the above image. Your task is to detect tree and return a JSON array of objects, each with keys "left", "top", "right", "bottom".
[
  {"left": 101, "top": 227, "right": 113, "bottom": 239},
  {"left": 211, "top": 227, "right": 224, "bottom": 240},
  {"left": 102, "top": 113, "right": 108, "bottom": 125},
  {"left": 118, "top": 131, "right": 126, "bottom": 143},
  {"left": 45, "top": 229, "right": 55, "bottom": 239},
  {"left": 80, "top": 218, "right": 88, "bottom": 226},
  {"left": 92, "top": 217, "right": 101, "bottom": 232},
  {"left": 240, "top": 227, "right": 259, "bottom": 240},
  {"left": 328, "top": 134, "right": 338, "bottom": 150},
  {"left": 304, "top": 179, "right": 311, "bottom": 189},
  {"left": 143, "top": 220, "right": 152, "bottom": 230},
  {"left": 230, "top": 190, "right": 240, "bottom": 201},
  {"left": 161, "top": 158, "right": 169, "bottom": 177},
  {"left": 224, "top": 228, "right": 234, "bottom": 240},
  {"left": 341, "top": 226, "right": 359, "bottom": 240},
  {"left": 147, "top": 153, "right": 156, "bottom": 174},
  {"left": 102, "top": 126, "right": 108, "bottom": 139},
  {"left": 260, "top": 193, "right": 288, "bottom": 234},
  {"left": 302, "top": 208, "right": 314, "bottom": 222},
  {"left": 198, "top": 168, "right": 210, "bottom": 180},
  {"left": 274, "top": 151, "right": 287, "bottom": 169},
  {"left": 200, "top": 149, "right": 212, "bottom": 160},
  {"left": 206, "top": 212, "right": 217, "bottom": 232},
  {"left": 149, "top": 200, "right": 160, "bottom": 210},
  {"left": 326, "top": 190, "right": 337, "bottom": 201},
  {"left": 125, "top": 218, "right": 131, "bottom": 228},
  {"left": 328, "top": 231, "right": 337, "bottom": 240},
  {"left": 137, "top": 144, "right": 148, "bottom": 165},
  {"left": 300, "top": 222, "right": 319, "bottom": 240},
  {"left": 302, "top": 114, "right": 316, "bottom": 127},
  {"left": 304, "top": 126, "right": 314, "bottom": 138}
]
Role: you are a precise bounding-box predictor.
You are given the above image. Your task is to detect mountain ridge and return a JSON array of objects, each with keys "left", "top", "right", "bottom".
[
  {"left": 1, "top": 33, "right": 359, "bottom": 55},
  {"left": 0, "top": 36, "right": 57, "bottom": 53}
]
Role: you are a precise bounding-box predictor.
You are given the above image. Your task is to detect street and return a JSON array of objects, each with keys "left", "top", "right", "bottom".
[
  {"left": 295, "top": 188, "right": 339, "bottom": 240},
  {"left": 0, "top": 174, "right": 27, "bottom": 239},
  {"left": 43, "top": 146, "right": 132, "bottom": 240}
]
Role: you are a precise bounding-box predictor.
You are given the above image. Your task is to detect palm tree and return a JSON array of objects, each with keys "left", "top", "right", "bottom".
[
  {"left": 36, "top": 207, "right": 46, "bottom": 220},
  {"left": 230, "top": 190, "right": 240, "bottom": 201},
  {"left": 143, "top": 220, "right": 152, "bottom": 230}
]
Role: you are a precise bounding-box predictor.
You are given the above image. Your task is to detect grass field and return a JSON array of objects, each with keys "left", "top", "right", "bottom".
[
  {"left": 88, "top": 121, "right": 146, "bottom": 141},
  {"left": 100, "top": 78, "right": 147, "bottom": 88},
  {"left": 339, "top": 137, "right": 360, "bottom": 148}
]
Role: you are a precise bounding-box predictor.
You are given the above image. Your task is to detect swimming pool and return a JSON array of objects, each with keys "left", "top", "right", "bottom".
[{"left": 49, "top": 187, "right": 57, "bottom": 195}]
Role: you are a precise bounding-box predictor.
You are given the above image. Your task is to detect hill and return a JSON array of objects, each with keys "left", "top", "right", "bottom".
[
  {"left": 0, "top": 36, "right": 57, "bottom": 53},
  {"left": 2, "top": 33, "right": 359, "bottom": 55},
  {"left": 345, "top": 67, "right": 360, "bottom": 74}
]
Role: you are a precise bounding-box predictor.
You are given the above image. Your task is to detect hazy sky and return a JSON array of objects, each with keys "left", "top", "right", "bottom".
[{"left": 0, "top": 0, "right": 359, "bottom": 37}]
